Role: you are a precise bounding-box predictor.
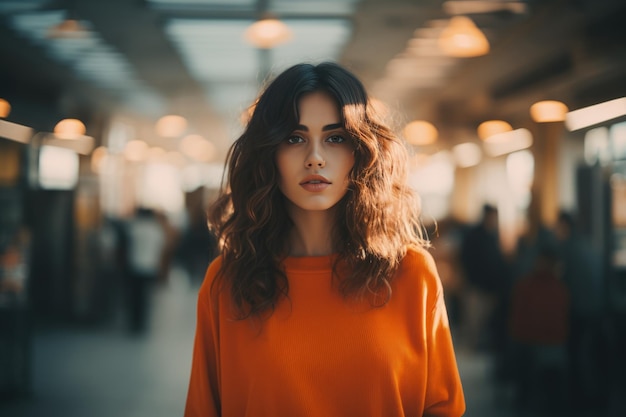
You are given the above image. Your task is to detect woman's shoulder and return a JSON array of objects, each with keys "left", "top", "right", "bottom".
[
  {"left": 397, "top": 245, "right": 441, "bottom": 290},
  {"left": 205, "top": 255, "right": 223, "bottom": 277},
  {"left": 198, "top": 255, "right": 224, "bottom": 293},
  {"left": 401, "top": 245, "right": 437, "bottom": 271}
]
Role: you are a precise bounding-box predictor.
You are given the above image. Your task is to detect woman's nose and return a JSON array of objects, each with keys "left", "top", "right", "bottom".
[
  {"left": 305, "top": 155, "right": 325, "bottom": 168},
  {"left": 305, "top": 146, "right": 325, "bottom": 168}
]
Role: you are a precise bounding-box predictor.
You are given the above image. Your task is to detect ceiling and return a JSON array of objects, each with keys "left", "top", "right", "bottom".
[{"left": 1, "top": 0, "right": 625, "bottom": 157}]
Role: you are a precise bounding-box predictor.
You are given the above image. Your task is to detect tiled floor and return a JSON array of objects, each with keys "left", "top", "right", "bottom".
[{"left": 1, "top": 265, "right": 621, "bottom": 417}]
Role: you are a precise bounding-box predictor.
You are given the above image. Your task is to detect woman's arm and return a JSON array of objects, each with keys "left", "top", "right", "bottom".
[
  {"left": 422, "top": 251, "right": 466, "bottom": 417},
  {"left": 184, "top": 260, "right": 222, "bottom": 417}
]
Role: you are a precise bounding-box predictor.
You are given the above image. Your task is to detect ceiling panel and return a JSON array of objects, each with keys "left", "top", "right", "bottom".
[
  {"left": 164, "top": 16, "right": 353, "bottom": 123},
  {"left": 5, "top": 9, "right": 166, "bottom": 116}
]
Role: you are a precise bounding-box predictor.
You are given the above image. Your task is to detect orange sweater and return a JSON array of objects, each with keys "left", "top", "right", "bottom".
[{"left": 185, "top": 247, "right": 465, "bottom": 417}]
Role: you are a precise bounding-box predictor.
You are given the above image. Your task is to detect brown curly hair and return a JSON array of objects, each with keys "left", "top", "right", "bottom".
[{"left": 208, "top": 62, "right": 428, "bottom": 319}]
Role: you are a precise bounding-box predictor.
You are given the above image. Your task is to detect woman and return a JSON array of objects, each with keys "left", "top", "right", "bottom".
[{"left": 185, "top": 62, "right": 465, "bottom": 417}]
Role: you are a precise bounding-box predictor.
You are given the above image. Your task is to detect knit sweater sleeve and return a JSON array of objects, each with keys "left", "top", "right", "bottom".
[
  {"left": 184, "top": 257, "right": 223, "bottom": 417},
  {"left": 418, "top": 248, "right": 466, "bottom": 417}
]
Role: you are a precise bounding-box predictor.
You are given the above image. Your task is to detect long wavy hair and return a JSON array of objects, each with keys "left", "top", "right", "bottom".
[{"left": 208, "top": 62, "right": 428, "bottom": 319}]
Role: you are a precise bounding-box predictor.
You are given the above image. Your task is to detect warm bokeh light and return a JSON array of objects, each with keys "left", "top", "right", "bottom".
[
  {"left": 483, "top": 128, "right": 533, "bottom": 157},
  {"left": 403, "top": 120, "right": 438, "bottom": 146},
  {"left": 181, "top": 162, "right": 225, "bottom": 192},
  {"left": 47, "top": 19, "right": 90, "bottom": 39},
  {"left": 452, "top": 142, "right": 482, "bottom": 167},
  {"left": 530, "top": 100, "right": 568, "bottom": 123},
  {"left": 565, "top": 97, "right": 626, "bottom": 131},
  {"left": 155, "top": 114, "right": 188, "bottom": 138},
  {"left": 244, "top": 18, "right": 292, "bottom": 49},
  {"left": 477, "top": 120, "right": 513, "bottom": 140},
  {"left": 506, "top": 150, "right": 534, "bottom": 209},
  {"left": 179, "top": 134, "right": 216, "bottom": 162},
  {"left": 123, "top": 140, "right": 149, "bottom": 162},
  {"left": 90, "top": 146, "right": 108, "bottom": 173},
  {"left": 0, "top": 98, "right": 11, "bottom": 118},
  {"left": 409, "top": 153, "right": 431, "bottom": 169},
  {"left": 439, "top": 16, "right": 489, "bottom": 58},
  {"left": 408, "top": 151, "right": 454, "bottom": 220},
  {"left": 54, "top": 118, "right": 86, "bottom": 140},
  {"left": 506, "top": 150, "right": 534, "bottom": 189},
  {"left": 147, "top": 146, "right": 167, "bottom": 162},
  {"left": 138, "top": 163, "right": 183, "bottom": 213},
  {"left": 408, "top": 151, "right": 454, "bottom": 195},
  {"left": 38, "top": 145, "right": 79, "bottom": 189},
  {"left": 443, "top": 1, "right": 527, "bottom": 15}
]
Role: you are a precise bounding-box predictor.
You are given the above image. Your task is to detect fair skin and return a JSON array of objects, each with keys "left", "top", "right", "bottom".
[{"left": 275, "top": 91, "right": 355, "bottom": 257}]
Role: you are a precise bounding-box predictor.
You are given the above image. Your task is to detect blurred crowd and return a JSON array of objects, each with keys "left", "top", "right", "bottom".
[{"left": 434, "top": 204, "right": 622, "bottom": 416}]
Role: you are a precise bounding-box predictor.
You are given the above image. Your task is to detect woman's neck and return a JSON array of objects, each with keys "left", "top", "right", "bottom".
[{"left": 286, "top": 207, "right": 336, "bottom": 257}]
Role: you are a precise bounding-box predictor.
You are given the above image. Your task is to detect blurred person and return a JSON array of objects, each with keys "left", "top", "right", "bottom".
[
  {"left": 508, "top": 246, "right": 570, "bottom": 412},
  {"left": 124, "top": 207, "right": 166, "bottom": 333},
  {"left": 555, "top": 210, "right": 607, "bottom": 410},
  {"left": 458, "top": 204, "right": 510, "bottom": 353},
  {"left": 510, "top": 191, "right": 558, "bottom": 284},
  {"left": 176, "top": 188, "right": 217, "bottom": 284},
  {"left": 184, "top": 62, "right": 465, "bottom": 417}
]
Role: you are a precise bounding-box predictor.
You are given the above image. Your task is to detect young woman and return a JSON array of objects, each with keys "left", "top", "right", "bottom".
[{"left": 184, "top": 62, "right": 465, "bottom": 417}]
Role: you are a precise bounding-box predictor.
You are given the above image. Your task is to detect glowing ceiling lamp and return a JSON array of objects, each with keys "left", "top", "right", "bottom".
[
  {"left": 403, "top": 120, "right": 438, "bottom": 146},
  {"left": 155, "top": 114, "right": 188, "bottom": 138},
  {"left": 477, "top": 120, "right": 513, "bottom": 140},
  {"left": 530, "top": 100, "right": 568, "bottom": 123},
  {"left": 54, "top": 118, "right": 86, "bottom": 140},
  {"left": 244, "top": 18, "right": 292, "bottom": 49},
  {"left": 123, "top": 140, "right": 149, "bottom": 162},
  {"left": 0, "top": 98, "right": 11, "bottom": 118},
  {"left": 452, "top": 142, "right": 482, "bottom": 168},
  {"left": 90, "top": 146, "right": 108, "bottom": 174},
  {"left": 439, "top": 16, "right": 489, "bottom": 58}
]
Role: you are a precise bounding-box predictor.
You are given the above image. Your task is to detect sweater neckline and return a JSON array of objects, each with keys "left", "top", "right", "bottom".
[{"left": 282, "top": 254, "right": 337, "bottom": 272}]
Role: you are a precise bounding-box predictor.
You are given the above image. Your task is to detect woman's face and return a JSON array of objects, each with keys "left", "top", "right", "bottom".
[{"left": 275, "top": 91, "right": 355, "bottom": 215}]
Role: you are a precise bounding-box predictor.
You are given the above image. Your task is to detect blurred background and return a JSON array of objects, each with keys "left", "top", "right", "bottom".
[{"left": 0, "top": 0, "right": 625, "bottom": 416}]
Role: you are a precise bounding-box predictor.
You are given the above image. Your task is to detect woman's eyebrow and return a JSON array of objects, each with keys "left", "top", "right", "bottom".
[{"left": 295, "top": 123, "right": 343, "bottom": 132}]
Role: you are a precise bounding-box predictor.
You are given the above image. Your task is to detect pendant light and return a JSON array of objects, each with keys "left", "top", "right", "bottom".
[
  {"left": 530, "top": 100, "right": 568, "bottom": 123},
  {"left": 244, "top": 17, "right": 292, "bottom": 49},
  {"left": 403, "top": 120, "right": 438, "bottom": 146},
  {"left": 439, "top": 16, "right": 489, "bottom": 57},
  {"left": 0, "top": 98, "right": 11, "bottom": 118},
  {"left": 477, "top": 120, "right": 513, "bottom": 140},
  {"left": 54, "top": 118, "right": 86, "bottom": 140}
]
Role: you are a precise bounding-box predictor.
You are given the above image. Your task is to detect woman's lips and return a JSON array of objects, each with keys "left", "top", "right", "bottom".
[
  {"left": 300, "top": 175, "right": 330, "bottom": 192},
  {"left": 300, "top": 182, "right": 330, "bottom": 192}
]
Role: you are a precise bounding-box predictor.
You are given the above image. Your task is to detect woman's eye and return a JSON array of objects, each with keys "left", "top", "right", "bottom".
[
  {"left": 286, "top": 135, "right": 304, "bottom": 144},
  {"left": 327, "top": 135, "right": 346, "bottom": 143}
]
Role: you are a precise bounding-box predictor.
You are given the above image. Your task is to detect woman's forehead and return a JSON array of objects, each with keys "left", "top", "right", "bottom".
[{"left": 297, "top": 91, "right": 341, "bottom": 123}]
